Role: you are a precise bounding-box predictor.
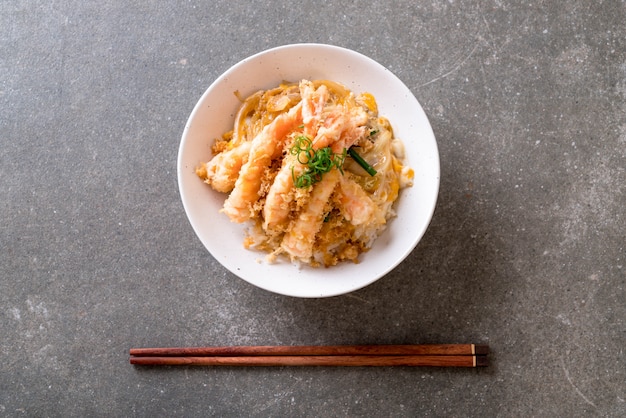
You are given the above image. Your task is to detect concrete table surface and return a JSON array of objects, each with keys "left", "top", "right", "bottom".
[{"left": 1, "top": 1, "right": 624, "bottom": 416}]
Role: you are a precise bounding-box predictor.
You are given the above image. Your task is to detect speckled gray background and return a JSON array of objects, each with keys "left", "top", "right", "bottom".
[{"left": 1, "top": 1, "right": 624, "bottom": 416}]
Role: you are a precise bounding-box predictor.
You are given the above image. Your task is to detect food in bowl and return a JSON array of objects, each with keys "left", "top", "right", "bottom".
[{"left": 196, "top": 79, "right": 414, "bottom": 267}]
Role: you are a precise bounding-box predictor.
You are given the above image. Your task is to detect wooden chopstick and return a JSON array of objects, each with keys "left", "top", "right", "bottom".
[
  {"left": 129, "top": 344, "right": 489, "bottom": 367},
  {"left": 130, "top": 354, "right": 487, "bottom": 367},
  {"left": 130, "top": 344, "right": 488, "bottom": 357}
]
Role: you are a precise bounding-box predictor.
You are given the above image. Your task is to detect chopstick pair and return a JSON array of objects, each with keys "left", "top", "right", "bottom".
[{"left": 129, "top": 344, "right": 489, "bottom": 367}]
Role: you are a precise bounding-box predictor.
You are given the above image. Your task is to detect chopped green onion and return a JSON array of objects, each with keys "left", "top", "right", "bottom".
[
  {"left": 348, "top": 148, "right": 377, "bottom": 177},
  {"left": 289, "top": 137, "right": 346, "bottom": 188}
]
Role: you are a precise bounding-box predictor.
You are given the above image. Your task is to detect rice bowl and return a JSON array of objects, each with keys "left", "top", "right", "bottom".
[{"left": 177, "top": 43, "right": 439, "bottom": 297}]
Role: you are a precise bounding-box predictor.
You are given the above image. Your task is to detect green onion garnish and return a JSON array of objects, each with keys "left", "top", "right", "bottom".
[
  {"left": 348, "top": 148, "right": 377, "bottom": 177},
  {"left": 290, "top": 136, "right": 346, "bottom": 188}
]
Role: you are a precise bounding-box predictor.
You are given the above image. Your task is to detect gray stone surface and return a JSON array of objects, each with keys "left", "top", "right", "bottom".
[{"left": 1, "top": 1, "right": 625, "bottom": 416}]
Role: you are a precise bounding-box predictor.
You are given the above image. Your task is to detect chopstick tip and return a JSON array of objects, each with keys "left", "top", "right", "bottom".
[
  {"left": 474, "top": 344, "right": 490, "bottom": 355},
  {"left": 475, "top": 355, "right": 489, "bottom": 367}
]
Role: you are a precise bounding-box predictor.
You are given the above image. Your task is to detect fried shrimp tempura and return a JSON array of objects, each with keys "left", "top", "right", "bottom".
[{"left": 196, "top": 80, "right": 414, "bottom": 267}]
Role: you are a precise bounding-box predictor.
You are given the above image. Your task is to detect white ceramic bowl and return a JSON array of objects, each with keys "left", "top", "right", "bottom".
[{"left": 177, "top": 44, "right": 439, "bottom": 298}]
